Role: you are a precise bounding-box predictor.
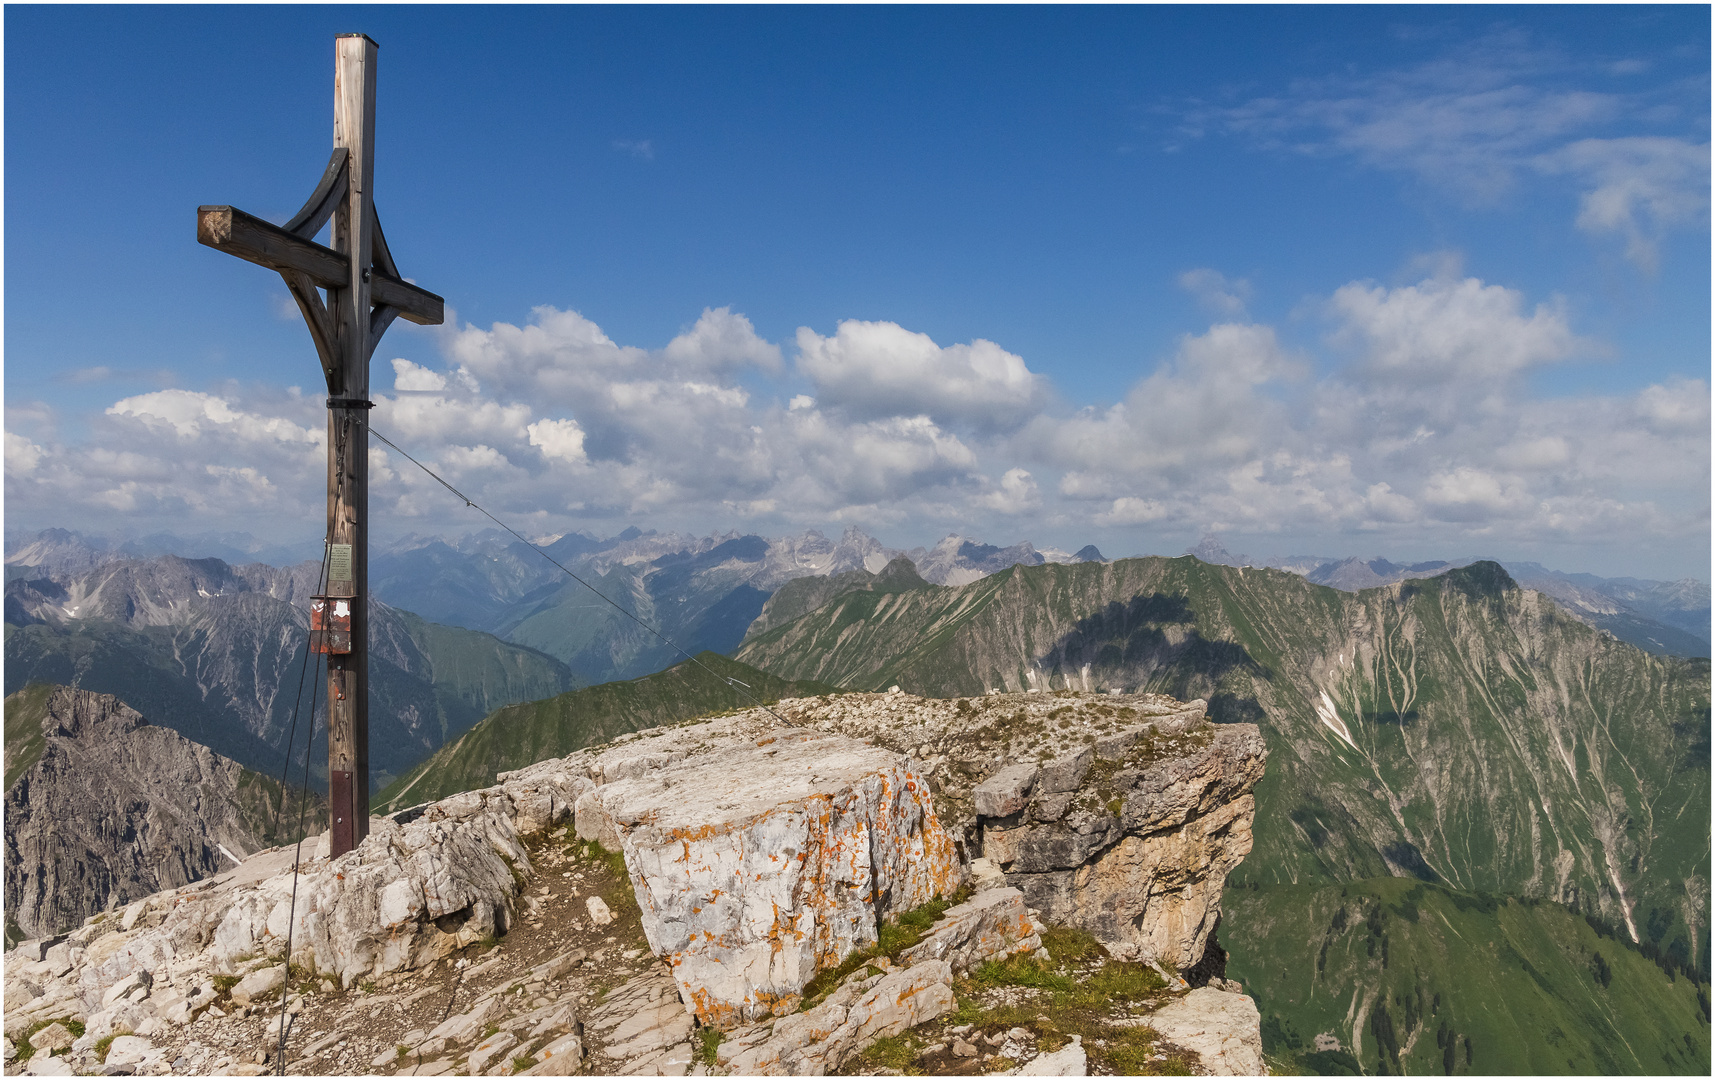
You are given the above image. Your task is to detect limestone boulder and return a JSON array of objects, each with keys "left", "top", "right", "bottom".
[
  {"left": 974, "top": 763, "right": 1038, "bottom": 818},
  {"left": 575, "top": 718, "right": 959, "bottom": 1027},
  {"left": 1144, "top": 987, "right": 1264, "bottom": 1075},
  {"left": 227, "top": 964, "right": 284, "bottom": 1007},
  {"left": 986, "top": 723, "right": 1265, "bottom": 967},
  {"left": 28, "top": 1022, "right": 74, "bottom": 1053}
]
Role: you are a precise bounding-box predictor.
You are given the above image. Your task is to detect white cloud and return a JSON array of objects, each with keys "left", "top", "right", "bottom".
[
  {"left": 663, "top": 308, "right": 783, "bottom": 374},
  {"left": 6, "top": 286, "right": 1705, "bottom": 574},
  {"left": 107, "top": 389, "right": 320, "bottom": 445},
  {"left": 5, "top": 431, "right": 45, "bottom": 476},
  {"left": 1328, "top": 275, "right": 1582, "bottom": 383},
  {"left": 527, "top": 417, "right": 589, "bottom": 465},
  {"left": 795, "top": 319, "right": 1047, "bottom": 431},
  {"left": 1178, "top": 33, "right": 1706, "bottom": 267},
  {"left": 977, "top": 468, "right": 1041, "bottom": 514},
  {"left": 1537, "top": 137, "right": 1710, "bottom": 270},
  {"left": 391, "top": 358, "right": 448, "bottom": 392}
]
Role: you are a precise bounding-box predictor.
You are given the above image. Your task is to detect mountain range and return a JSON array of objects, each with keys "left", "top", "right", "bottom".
[
  {"left": 1187, "top": 534, "right": 1710, "bottom": 658},
  {"left": 3, "top": 552, "right": 573, "bottom": 792}
]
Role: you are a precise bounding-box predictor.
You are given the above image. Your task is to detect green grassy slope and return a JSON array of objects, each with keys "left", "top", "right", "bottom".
[
  {"left": 3, "top": 682, "right": 55, "bottom": 790},
  {"left": 374, "top": 653, "right": 838, "bottom": 812},
  {"left": 1224, "top": 878, "right": 1711, "bottom": 1075}
]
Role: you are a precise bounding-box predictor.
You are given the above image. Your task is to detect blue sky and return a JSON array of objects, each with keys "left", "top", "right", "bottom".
[{"left": 5, "top": 5, "right": 1710, "bottom": 579}]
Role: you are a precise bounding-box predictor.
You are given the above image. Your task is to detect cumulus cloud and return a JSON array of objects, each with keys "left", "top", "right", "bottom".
[
  {"left": 795, "top": 319, "right": 1048, "bottom": 431},
  {"left": 1328, "top": 274, "right": 1582, "bottom": 383},
  {"left": 392, "top": 358, "right": 448, "bottom": 392},
  {"left": 527, "top": 417, "right": 589, "bottom": 465},
  {"left": 5, "top": 281, "right": 1705, "bottom": 572}
]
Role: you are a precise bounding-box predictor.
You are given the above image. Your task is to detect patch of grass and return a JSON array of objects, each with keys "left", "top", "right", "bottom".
[
  {"left": 211, "top": 974, "right": 241, "bottom": 995},
  {"left": 971, "top": 952, "right": 1077, "bottom": 993},
  {"left": 512, "top": 1055, "right": 537, "bottom": 1072},
  {"left": 1041, "top": 926, "right": 1107, "bottom": 963},
  {"left": 952, "top": 924, "right": 1187, "bottom": 1075},
  {"left": 695, "top": 1026, "right": 724, "bottom": 1066},
  {"left": 480, "top": 1023, "right": 500, "bottom": 1041},
  {"left": 846, "top": 1032, "right": 924, "bottom": 1074}
]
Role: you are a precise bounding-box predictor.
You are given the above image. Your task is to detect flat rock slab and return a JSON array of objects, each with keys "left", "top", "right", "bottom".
[
  {"left": 1144, "top": 988, "right": 1264, "bottom": 1076},
  {"left": 573, "top": 717, "right": 959, "bottom": 1027},
  {"left": 898, "top": 887, "right": 1041, "bottom": 971},
  {"left": 589, "top": 969, "right": 696, "bottom": 1064},
  {"left": 1009, "top": 1034, "right": 1086, "bottom": 1075},
  {"left": 719, "top": 959, "right": 957, "bottom": 1075}
]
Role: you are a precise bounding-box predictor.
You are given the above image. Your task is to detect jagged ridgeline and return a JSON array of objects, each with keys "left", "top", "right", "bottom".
[
  {"left": 374, "top": 653, "right": 839, "bottom": 812},
  {"left": 4, "top": 684, "right": 327, "bottom": 943},
  {"left": 734, "top": 555, "right": 1711, "bottom": 1072}
]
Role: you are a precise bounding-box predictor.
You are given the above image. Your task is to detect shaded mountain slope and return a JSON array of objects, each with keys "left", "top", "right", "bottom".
[
  {"left": 374, "top": 653, "right": 839, "bottom": 812},
  {"left": 4, "top": 684, "right": 326, "bottom": 941}
]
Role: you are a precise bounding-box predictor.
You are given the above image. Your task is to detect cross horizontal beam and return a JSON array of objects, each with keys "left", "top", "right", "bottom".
[{"left": 197, "top": 205, "right": 444, "bottom": 325}]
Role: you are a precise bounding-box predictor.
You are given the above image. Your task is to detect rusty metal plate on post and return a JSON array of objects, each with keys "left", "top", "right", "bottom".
[{"left": 310, "top": 595, "right": 353, "bottom": 654}]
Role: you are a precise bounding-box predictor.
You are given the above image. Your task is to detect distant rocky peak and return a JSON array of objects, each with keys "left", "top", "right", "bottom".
[{"left": 1187, "top": 534, "right": 1245, "bottom": 567}]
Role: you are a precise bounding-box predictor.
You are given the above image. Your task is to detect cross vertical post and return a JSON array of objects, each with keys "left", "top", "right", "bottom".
[
  {"left": 197, "top": 33, "right": 444, "bottom": 860},
  {"left": 325, "top": 33, "right": 377, "bottom": 858}
]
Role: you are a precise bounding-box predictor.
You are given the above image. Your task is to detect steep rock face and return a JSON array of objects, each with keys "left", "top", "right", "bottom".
[
  {"left": 3, "top": 685, "right": 322, "bottom": 940},
  {"left": 562, "top": 715, "right": 959, "bottom": 1027},
  {"left": 982, "top": 721, "right": 1265, "bottom": 965},
  {"left": 777, "top": 690, "right": 1265, "bottom": 968},
  {"left": 0, "top": 691, "right": 1264, "bottom": 1075}
]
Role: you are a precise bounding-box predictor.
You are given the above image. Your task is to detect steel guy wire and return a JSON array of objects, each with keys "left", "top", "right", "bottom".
[{"left": 368, "top": 425, "right": 789, "bottom": 726}]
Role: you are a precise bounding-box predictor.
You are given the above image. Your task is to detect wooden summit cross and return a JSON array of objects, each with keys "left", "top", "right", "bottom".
[{"left": 198, "top": 34, "right": 444, "bottom": 857}]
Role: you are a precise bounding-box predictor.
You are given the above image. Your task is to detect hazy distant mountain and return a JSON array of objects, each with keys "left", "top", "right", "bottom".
[
  {"left": 3, "top": 527, "right": 314, "bottom": 583},
  {"left": 2, "top": 553, "right": 574, "bottom": 791},
  {"left": 1185, "top": 534, "right": 1709, "bottom": 657},
  {"left": 903, "top": 534, "right": 1103, "bottom": 586},
  {"left": 358, "top": 525, "right": 1097, "bottom": 686}
]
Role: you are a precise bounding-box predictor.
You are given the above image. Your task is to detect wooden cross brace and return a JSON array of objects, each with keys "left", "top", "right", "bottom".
[{"left": 197, "top": 34, "right": 444, "bottom": 857}]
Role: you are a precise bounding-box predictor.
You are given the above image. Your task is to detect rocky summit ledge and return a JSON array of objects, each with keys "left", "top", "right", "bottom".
[{"left": 2, "top": 689, "right": 1264, "bottom": 1077}]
